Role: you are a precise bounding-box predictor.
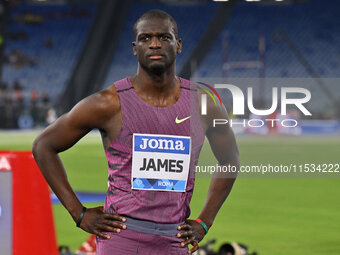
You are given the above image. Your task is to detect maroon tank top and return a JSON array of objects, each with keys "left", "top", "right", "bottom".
[{"left": 104, "top": 77, "right": 205, "bottom": 224}]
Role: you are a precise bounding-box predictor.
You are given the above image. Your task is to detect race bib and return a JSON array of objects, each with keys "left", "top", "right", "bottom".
[{"left": 131, "top": 133, "right": 191, "bottom": 192}]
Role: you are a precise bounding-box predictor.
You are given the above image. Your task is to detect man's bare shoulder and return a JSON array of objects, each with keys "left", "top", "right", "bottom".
[
  {"left": 70, "top": 84, "right": 120, "bottom": 116},
  {"left": 62, "top": 84, "right": 121, "bottom": 131},
  {"left": 92, "top": 84, "right": 120, "bottom": 115}
]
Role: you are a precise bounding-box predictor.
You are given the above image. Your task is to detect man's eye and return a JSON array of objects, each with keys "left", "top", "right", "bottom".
[
  {"left": 140, "top": 36, "right": 150, "bottom": 41},
  {"left": 160, "top": 35, "right": 171, "bottom": 41}
]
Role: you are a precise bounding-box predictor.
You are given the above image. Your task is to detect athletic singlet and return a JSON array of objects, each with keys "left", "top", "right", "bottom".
[{"left": 104, "top": 77, "right": 205, "bottom": 224}]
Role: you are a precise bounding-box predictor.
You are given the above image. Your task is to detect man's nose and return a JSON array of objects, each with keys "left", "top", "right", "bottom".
[{"left": 149, "top": 36, "right": 161, "bottom": 48}]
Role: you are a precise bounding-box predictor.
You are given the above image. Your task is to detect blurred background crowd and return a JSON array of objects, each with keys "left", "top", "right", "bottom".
[{"left": 0, "top": 0, "right": 339, "bottom": 131}]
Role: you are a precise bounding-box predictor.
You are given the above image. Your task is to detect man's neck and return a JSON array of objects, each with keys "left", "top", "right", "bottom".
[{"left": 131, "top": 65, "right": 179, "bottom": 97}]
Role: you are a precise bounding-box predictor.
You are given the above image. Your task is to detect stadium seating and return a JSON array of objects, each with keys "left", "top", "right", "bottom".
[
  {"left": 3, "top": 3, "right": 96, "bottom": 101},
  {"left": 193, "top": 0, "right": 340, "bottom": 115},
  {"left": 3, "top": 0, "right": 339, "bottom": 109},
  {"left": 196, "top": 0, "right": 340, "bottom": 78}
]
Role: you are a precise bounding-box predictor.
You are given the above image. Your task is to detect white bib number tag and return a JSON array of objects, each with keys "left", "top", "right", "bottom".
[{"left": 131, "top": 133, "right": 191, "bottom": 192}]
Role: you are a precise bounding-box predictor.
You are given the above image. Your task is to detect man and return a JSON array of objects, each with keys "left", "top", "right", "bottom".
[{"left": 32, "top": 10, "right": 239, "bottom": 255}]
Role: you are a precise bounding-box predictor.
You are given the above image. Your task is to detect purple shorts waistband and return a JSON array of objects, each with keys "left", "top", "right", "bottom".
[{"left": 124, "top": 216, "right": 185, "bottom": 237}]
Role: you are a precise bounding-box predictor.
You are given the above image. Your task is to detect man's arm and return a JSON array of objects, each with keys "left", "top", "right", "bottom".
[
  {"left": 177, "top": 90, "right": 239, "bottom": 253},
  {"left": 32, "top": 87, "right": 126, "bottom": 239},
  {"left": 197, "top": 96, "right": 239, "bottom": 228}
]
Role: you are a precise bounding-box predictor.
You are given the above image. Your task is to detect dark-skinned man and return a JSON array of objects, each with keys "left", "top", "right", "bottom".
[{"left": 32, "top": 9, "right": 239, "bottom": 255}]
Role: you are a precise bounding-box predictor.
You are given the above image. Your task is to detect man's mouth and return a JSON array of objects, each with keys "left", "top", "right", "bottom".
[{"left": 149, "top": 55, "right": 163, "bottom": 60}]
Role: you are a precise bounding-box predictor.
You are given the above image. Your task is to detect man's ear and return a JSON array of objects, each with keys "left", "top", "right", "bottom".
[
  {"left": 132, "top": 41, "right": 137, "bottom": 56},
  {"left": 177, "top": 38, "right": 182, "bottom": 54}
]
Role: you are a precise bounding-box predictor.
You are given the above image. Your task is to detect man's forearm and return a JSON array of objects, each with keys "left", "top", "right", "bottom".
[
  {"left": 197, "top": 176, "right": 236, "bottom": 228},
  {"left": 32, "top": 139, "right": 83, "bottom": 221}
]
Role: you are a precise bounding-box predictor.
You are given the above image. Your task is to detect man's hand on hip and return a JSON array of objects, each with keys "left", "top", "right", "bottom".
[
  {"left": 177, "top": 219, "right": 206, "bottom": 254},
  {"left": 78, "top": 206, "right": 126, "bottom": 239}
]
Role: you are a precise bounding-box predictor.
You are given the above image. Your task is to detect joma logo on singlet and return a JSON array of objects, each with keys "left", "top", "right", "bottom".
[{"left": 139, "top": 138, "right": 185, "bottom": 151}]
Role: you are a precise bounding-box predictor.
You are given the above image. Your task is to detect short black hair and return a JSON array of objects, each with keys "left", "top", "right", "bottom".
[{"left": 133, "top": 9, "right": 178, "bottom": 39}]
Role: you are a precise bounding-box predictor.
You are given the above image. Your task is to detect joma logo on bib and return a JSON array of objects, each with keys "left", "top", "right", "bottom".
[
  {"left": 139, "top": 138, "right": 185, "bottom": 151},
  {"left": 132, "top": 134, "right": 191, "bottom": 192},
  {"left": 134, "top": 134, "right": 190, "bottom": 154}
]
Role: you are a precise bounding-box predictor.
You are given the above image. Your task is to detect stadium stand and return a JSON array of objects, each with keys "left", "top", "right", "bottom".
[
  {"left": 193, "top": 0, "right": 340, "bottom": 117},
  {"left": 1, "top": 0, "right": 340, "bottom": 128},
  {"left": 196, "top": 0, "right": 340, "bottom": 78},
  {"left": 3, "top": 3, "right": 97, "bottom": 101}
]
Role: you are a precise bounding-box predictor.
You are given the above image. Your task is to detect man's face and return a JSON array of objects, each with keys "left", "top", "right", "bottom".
[{"left": 132, "top": 18, "right": 182, "bottom": 74}]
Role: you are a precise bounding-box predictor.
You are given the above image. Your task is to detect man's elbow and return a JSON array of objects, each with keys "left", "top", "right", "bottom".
[
  {"left": 32, "top": 135, "right": 51, "bottom": 160},
  {"left": 32, "top": 136, "right": 42, "bottom": 160}
]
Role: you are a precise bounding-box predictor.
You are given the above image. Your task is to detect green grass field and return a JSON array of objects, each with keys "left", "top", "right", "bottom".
[{"left": 1, "top": 131, "right": 340, "bottom": 254}]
